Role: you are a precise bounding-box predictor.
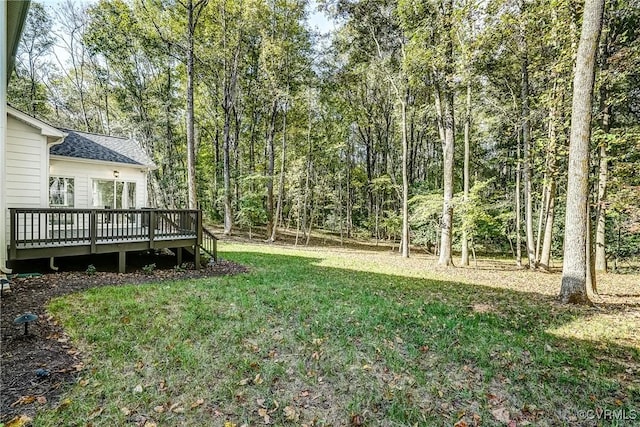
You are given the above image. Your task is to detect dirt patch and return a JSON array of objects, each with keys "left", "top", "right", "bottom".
[{"left": 0, "top": 251, "right": 248, "bottom": 422}]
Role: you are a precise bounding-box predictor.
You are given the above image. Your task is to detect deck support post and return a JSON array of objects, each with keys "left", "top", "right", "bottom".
[
  {"left": 118, "top": 251, "right": 126, "bottom": 274},
  {"left": 176, "top": 247, "right": 182, "bottom": 266},
  {"left": 194, "top": 245, "right": 200, "bottom": 270}
]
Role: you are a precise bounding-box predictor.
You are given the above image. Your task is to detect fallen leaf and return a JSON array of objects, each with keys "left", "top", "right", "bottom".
[
  {"left": 36, "top": 396, "right": 47, "bottom": 404},
  {"left": 121, "top": 407, "right": 131, "bottom": 416},
  {"left": 223, "top": 422, "right": 237, "bottom": 427},
  {"left": 5, "top": 414, "right": 33, "bottom": 427},
  {"left": 284, "top": 406, "right": 299, "bottom": 421},
  {"left": 491, "top": 407, "right": 510, "bottom": 424},
  {"left": 454, "top": 420, "right": 469, "bottom": 427},
  {"left": 134, "top": 384, "right": 143, "bottom": 393},
  {"left": 11, "top": 396, "right": 35, "bottom": 407},
  {"left": 88, "top": 406, "right": 104, "bottom": 419},
  {"left": 254, "top": 373, "right": 263, "bottom": 384},
  {"left": 258, "top": 408, "right": 268, "bottom": 417},
  {"left": 190, "top": 399, "right": 204, "bottom": 409},
  {"left": 172, "top": 406, "right": 185, "bottom": 414},
  {"left": 350, "top": 413, "right": 364, "bottom": 426},
  {"left": 153, "top": 405, "right": 165, "bottom": 413},
  {"left": 144, "top": 422, "right": 157, "bottom": 427}
]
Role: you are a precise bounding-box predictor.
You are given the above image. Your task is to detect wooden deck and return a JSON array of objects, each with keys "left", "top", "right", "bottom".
[{"left": 8, "top": 208, "right": 217, "bottom": 272}]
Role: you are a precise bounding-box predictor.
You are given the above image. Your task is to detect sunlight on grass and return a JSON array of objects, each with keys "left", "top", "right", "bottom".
[
  {"left": 35, "top": 242, "right": 640, "bottom": 426},
  {"left": 548, "top": 313, "right": 640, "bottom": 350}
]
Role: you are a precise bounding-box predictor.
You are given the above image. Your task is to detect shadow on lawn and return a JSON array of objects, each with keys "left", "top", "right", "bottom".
[
  {"left": 222, "top": 250, "right": 640, "bottom": 422},
  {"left": 14, "top": 248, "right": 640, "bottom": 426}
]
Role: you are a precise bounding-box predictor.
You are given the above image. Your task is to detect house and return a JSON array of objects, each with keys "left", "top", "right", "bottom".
[
  {"left": 2, "top": 2, "right": 216, "bottom": 274},
  {"left": 1, "top": 0, "right": 32, "bottom": 273}
]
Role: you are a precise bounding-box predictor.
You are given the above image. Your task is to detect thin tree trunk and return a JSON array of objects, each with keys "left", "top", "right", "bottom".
[
  {"left": 539, "top": 181, "right": 556, "bottom": 270},
  {"left": 521, "top": 45, "right": 535, "bottom": 269},
  {"left": 595, "top": 91, "right": 610, "bottom": 271},
  {"left": 515, "top": 125, "right": 522, "bottom": 267},
  {"left": 271, "top": 99, "right": 288, "bottom": 242},
  {"left": 185, "top": 0, "right": 197, "bottom": 209},
  {"left": 437, "top": 0, "right": 455, "bottom": 267},
  {"left": 400, "top": 98, "right": 409, "bottom": 258},
  {"left": 560, "top": 0, "right": 605, "bottom": 304},
  {"left": 265, "top": 100, "right": 278, "bottom": 240},
  {"left": 539, "top": 85, "right": 560, "bottom": 270},
  {"left": 461, "top": 81, "right": 471, "bottom": 266}
]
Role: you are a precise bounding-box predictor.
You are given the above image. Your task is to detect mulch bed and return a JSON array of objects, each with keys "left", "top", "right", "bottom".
[{"left": 0, "top": 252, "right": 248, "bottom": 423}]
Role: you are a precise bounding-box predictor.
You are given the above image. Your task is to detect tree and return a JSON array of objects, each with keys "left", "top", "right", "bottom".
[
  {"left": 9, "top": 2, "right": 54, "bottom": 117},
  {"left": 560, "top": 0, "right": 606, "bottom": 304}
]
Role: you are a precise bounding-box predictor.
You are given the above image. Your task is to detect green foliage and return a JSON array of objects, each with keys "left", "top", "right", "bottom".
[
  {"left": 409, "top": 192, "right": 443, "bottom": 249},
  {"left": 236, "top": 176, "right": 269, "bottom": 231},
  {"left": 142, "top": 263, "right": 156, "bottom": 274},
  {"left": 454, "top": 179, "right": 506, "bottom": 243},
  {"left": 85, "top": 264, "right": 97, "bottom": 276}
]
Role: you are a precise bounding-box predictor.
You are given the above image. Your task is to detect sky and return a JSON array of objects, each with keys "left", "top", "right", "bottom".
[
  {"left": 38, "top": 0, "right": 336, "bottom": 34},
  {"left": 308, "top": 0, "right": 336, "bottom": 35}
]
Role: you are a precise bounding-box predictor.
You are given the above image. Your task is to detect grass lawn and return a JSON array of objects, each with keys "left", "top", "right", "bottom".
[{"left": 34, "top": 243, "right": 640, "bottom": 426}]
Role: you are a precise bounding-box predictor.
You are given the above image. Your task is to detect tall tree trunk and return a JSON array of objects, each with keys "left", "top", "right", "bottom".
[
  {"left": 461, "top": 81, "right": 471, "bottom": 266},
  {"left": 265, "top": 100, "right": 278, "bottom": 240},
  {"left": 595, "top": 90, "right": 610, "bottom": 271},
  {"left": 400, "top": 98, "right": 409, "bottom": 258},
  {"left": 435, "top": 0, "right": 455, "bottom": 267},
  {"left": 520, "top": 46, "right": 535, "bottom": 269},
  {"left": 560, "top": 0, "right": 605, "bottom": 304},
  {"left": 515, "top": 125, "right": 522, "bottom": 267},
  {"left": 185, "top": 0, "right": 197, "bottom": 209},
  {"left": 271, "top": 99, "right": 288, "bottom": 242},
  {"left": 539, "top": 84, "right": 560, "bottom": 270},
  {"left": 438, "top": 87, "right": 455, "bottom": 266}
]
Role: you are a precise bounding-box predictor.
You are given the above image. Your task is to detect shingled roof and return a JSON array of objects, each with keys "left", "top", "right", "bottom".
[{"left": 50, "top": 129, "right": 155, "bottom": 168}]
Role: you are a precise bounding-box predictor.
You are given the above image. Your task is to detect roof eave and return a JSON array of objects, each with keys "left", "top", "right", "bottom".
[
  {"left": 7, "top": 105, "right": 66, "bottom": 139},
  {"left": 6, "top": 1, "right": 31, "bottom": 85},
  {"left": 50, "top": 154, "right": 156, "bottom": 170}
]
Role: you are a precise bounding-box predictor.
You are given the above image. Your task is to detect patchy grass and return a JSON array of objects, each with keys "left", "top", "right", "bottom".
[{"left": 33, "top": 243, "right": 640, "bottom": 426}]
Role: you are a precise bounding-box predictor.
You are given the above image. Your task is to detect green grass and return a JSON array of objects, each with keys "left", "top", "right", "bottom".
[{"left": 35, "top": 243, "right": 640, "bottom": 426}]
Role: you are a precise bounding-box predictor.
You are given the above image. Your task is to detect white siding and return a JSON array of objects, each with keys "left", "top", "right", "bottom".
[
  {"left": 5, "top": 116, "right": 49, "bottom": 243},
  {"left": 49, "top": 159, "right": 148, "bottom": 208},
  {"left": 6, "top": 116, "right": 48, "bottom": 209}
]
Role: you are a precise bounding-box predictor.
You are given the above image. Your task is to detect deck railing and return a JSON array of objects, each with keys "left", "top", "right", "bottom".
[{"left": 9, "top": 208, "right": 200, "bottom": 252}]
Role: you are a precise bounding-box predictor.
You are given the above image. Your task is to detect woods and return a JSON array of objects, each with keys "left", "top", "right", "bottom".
[{"left": 8, "top": 0, "right": 640, "bottom": 301}]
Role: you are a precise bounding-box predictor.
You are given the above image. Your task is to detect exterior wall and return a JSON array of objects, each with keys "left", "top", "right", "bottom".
[
  {"left": 49, "top": 158, "right": 148, "bottom": 208},
  {"left": 6, "top": 116, "right": 49, "bottom": 209},
  {"left": 5, "top": 115, "right": 49, "bottom": 246}
]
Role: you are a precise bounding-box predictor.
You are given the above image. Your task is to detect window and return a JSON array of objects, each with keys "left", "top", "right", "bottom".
[
  {"left": 92, "top": 180, "right": 137, "bottom": 209},
  {"left": 49, "top": 177, "right": 74, "bottom": 207}
]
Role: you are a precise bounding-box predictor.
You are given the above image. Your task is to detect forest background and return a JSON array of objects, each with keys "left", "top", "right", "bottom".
[{"left": 9, "top": 0, "right": 640, "bottom": 275}]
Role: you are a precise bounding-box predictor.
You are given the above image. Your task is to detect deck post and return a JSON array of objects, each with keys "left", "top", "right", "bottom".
[
  {"left": 195, "top": 210, "right": 203, "bottom": 270},
  {"left": 177, "top": 247, "right": 182, "bottom": 266},
  {"left": 118, "top": 251, "right": 126, "bottom": 274},
  {"left": 9, "top": 209, "right": 17, "bottom": 260},
  {"left": 194, "top": 245, "right": 201, "bottom": 270},
  {"left": 149, "top": 210, "right": 156, "bottom": 249},
  {"left": 90, "top": 210, "right": 97, "bottom": 254}
]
